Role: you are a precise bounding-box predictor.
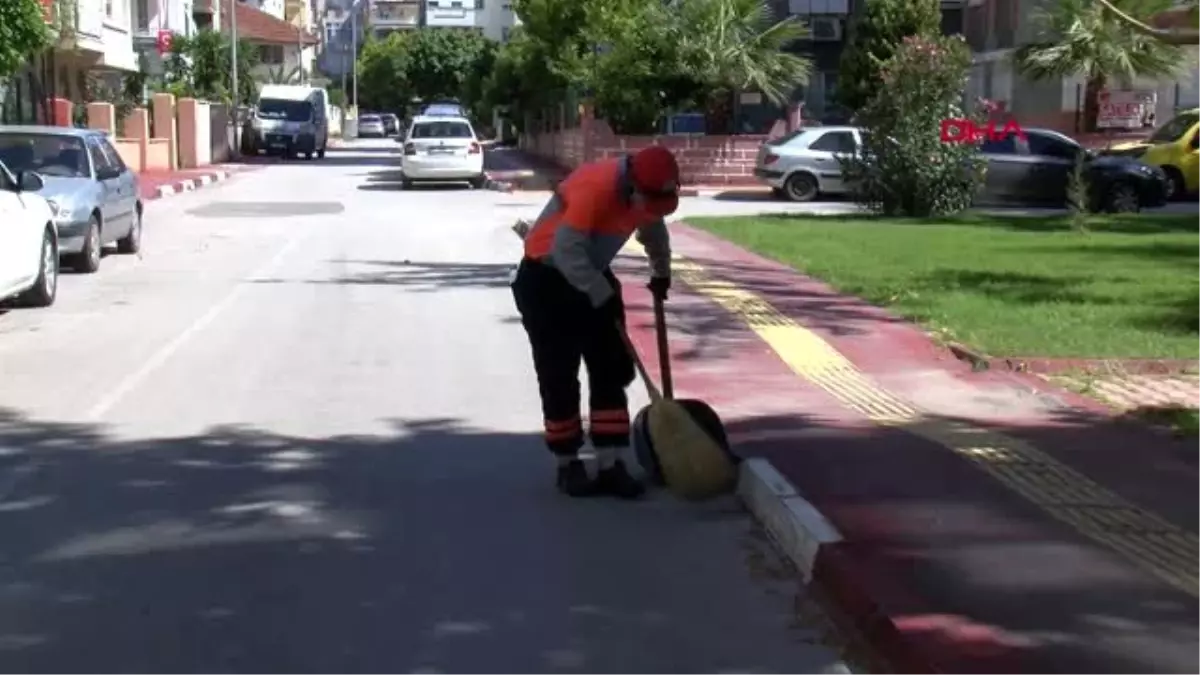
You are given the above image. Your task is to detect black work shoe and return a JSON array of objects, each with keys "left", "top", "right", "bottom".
[
  {"left": 556, "top": 459, "right": 596, "bottom": 497},
  {"left": 594, "top": 460, "right": 646, "bottom": 500}
]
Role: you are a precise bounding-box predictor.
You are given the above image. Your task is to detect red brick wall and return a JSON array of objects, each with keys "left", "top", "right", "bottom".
[{"left": 520, "top": 109, "right": 793, "bottom": 186}]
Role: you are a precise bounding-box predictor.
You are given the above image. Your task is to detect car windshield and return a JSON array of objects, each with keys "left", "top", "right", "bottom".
[
  {"left": 411, "top": 121, "right": 473, "bottom": 139},
  {"left": 1149, "top": 111, "right": 1198, "bottom": 143},
  {"left": 258, "top": 98, "right": 312, "bottom": 122},
  {"left": 0, "top": 133, "right": 89, "bottom": 178}
]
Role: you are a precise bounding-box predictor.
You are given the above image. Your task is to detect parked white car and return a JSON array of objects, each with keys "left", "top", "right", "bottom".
[
  {"left": 399, "top": 115, "right": 486, "bottom": 189},
  {"left": 0, "top": 159, "right": 57, "bottom": 307},
  {"left": 753, "top": 126, "right": 864, "bottom": 202}
]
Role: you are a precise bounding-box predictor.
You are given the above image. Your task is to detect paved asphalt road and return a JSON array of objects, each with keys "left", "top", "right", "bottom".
[{"left": 0, "top": 140, "right": 853, "bottom": 673}]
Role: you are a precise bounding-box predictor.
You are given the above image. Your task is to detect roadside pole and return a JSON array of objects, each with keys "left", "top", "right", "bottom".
[{"left": 230, "top": 0, "right": 240, "bottom": 158}]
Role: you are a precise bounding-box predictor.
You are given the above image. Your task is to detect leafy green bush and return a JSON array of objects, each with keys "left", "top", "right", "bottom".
[{"left": 841, "top": 34, "right": 985, "bottom": 217}]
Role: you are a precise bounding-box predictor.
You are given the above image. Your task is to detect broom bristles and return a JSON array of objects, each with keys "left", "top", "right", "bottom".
[{"left": 647, "top": 400, "right": 737, "bottom": 501}]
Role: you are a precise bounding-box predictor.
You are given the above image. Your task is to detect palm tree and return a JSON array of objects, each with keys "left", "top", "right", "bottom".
[
  {"left": 265, "top": 64, "right": 304, "bottom": 85},
  {"left": 1013, "top": 0, "right": 1185, "bottom": 132},
  {"left": 1094, "top": 0, "right": 1199, "bottom": 46},
  {"left": 671, "top": 0, "right": 811, "bottom": 131}
]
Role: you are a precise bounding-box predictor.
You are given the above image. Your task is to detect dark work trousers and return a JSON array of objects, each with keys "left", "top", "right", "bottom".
[{"left": 512, "top": 258, "right": 637, "bottom": 457}]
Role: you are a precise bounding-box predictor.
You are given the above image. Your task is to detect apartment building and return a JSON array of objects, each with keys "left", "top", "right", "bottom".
[
  {"left": 317, "top": 0, "right": 367, "bottom": 79},
  {"left": 220, "top": 0, "right": 320, "bottom": 84},
  {"left": 478, "top": 0, "right": 517, "bottom": 41},
  {"left": 423, "top": 0, "right": 478, "bottom": 28},
  {"left": 370, "top": 0, "right": 420, "bottom": 40},
  {"left": 132, "top": 0, "right": 199, "bottom": 76}
]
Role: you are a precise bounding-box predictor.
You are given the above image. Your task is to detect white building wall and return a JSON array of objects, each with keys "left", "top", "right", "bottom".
[{"left": 424, "top": 0, "right": 476, "bottom": 27}]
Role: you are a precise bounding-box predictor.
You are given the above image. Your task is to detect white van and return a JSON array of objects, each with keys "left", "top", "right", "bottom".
[{"left": 251, "top": 84, "right": 329, "bottom": 159}]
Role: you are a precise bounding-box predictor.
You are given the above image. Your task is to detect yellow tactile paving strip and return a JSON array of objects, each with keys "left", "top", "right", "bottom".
[{"left": 622, "top": 244, "right": 1200, "bottom": 597}]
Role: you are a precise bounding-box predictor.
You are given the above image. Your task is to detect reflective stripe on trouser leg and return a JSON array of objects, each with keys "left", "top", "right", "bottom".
[
  {"left": 589, "top": 409, "right": 631, "bottom": 447},
  {"left": 544, "top": 417, "right": 584, "bottom": 456}
]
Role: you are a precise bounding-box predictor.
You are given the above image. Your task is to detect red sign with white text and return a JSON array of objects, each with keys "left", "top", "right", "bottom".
[{"left": 940, "top": 118, "right": 1027, "bottom": 144}]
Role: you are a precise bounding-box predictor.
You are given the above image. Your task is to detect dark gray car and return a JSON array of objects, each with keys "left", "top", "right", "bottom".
[{"left": 0, "top": 126, "right": 142, "bottom": 273}]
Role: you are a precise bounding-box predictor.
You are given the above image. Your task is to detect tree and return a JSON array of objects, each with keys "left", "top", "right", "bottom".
[
  {"left": 162, "top": 31, "right": 260, "bottom": 105},
  {"left": 403, "top": 28, "right": 490, "bottom": 103},
  {"left": 837, "top": 0, "right": 941, "bottom": 114},
  {"left": 0, "top": 0, "right": 51, "bottom": 80},
  {"left": 1094, "top": 0, "right": 1199, "bottom": 46},
  {"left": 1013, "top": 0, "right": 1183, "bottom": 132},
  {"left": 482, "top": 27, "right": 568, "bottom": 130},
  {"left": 355, "top": 32, "right": 414, "bottom": 113},
  {"left": 841, "top": 34, "right": 985, "bottom": 217}
]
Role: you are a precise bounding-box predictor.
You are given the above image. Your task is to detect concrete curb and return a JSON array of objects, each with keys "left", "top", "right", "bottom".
[
  {"left": 151, "top": 170, "right": 231, "bottom": 199},
  {"left": 737, "top": 458, "right": 843, "bottom": 581},
  {"left": 737, "top": 456, "right": 953, "bottom": 673}
]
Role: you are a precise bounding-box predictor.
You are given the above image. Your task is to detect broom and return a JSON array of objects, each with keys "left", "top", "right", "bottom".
[{"left": 622, "top": 292, "right": 737, "bottom": 501}]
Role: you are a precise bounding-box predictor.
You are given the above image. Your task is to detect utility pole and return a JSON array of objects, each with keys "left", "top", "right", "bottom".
[
  {"left": 350, "top": 0, "right": 358, "bottom": 111},
  {"left": 230, "top": 0, "right": 241, "bottom": 157}
]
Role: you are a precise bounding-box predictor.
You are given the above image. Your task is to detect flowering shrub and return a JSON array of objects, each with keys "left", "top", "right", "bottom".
[{"left": 840, "top": 34, "right": 986, "bottom": 217}]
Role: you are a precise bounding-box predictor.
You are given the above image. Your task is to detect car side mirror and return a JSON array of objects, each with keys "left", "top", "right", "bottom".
[{"left": 16, "top": 171, "right": 44, "bottom": 192}]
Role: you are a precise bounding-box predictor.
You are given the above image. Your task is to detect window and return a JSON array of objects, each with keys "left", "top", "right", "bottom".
[
  {"left": 105, "top": 0, "right": 115, "bottom": 18},
  {"left": 99, "top": 138, "right": 127, "bottom": 173},
  {"left": 0, "top": 133, "right": 90, "bottom": 178},
  {"left": 86, "top": 137, "right": 115, "bottom": 177},
  {"left": 450, "top": 0, "right": 462, "bottom": 7},
  {"left": 1150, "top": 111, "right": 1199, "bottom": 143},
  {"left": 410, "top": 121, "right": 474, "bottom": 139},
  {"left": 808, "top": 131, "right": 856, "bottom": 153},
  {"left": 258, "top": 44, "right": 285, "bottom": 64},
  {"left": 258, "top": 98, "right": 314, "bottom": 122},
  {"left": 980, "top": 134, "right": 1017, "bottom": 155},
  {"left": 1026, "top": 132, "right": 1079, "bottom": 161},
  {"left": 501, "top": 26, "right": 510, "bottom": 41}
]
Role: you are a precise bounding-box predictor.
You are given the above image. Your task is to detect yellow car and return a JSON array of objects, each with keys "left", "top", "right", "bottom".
[{"left": 1115, "top": 108, "right": 1199, "bottom": 200}]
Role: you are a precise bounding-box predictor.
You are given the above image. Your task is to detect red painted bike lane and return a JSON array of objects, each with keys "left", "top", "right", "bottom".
[{"left": 611, "top": 225, "right": 1199, "bottom": 674}]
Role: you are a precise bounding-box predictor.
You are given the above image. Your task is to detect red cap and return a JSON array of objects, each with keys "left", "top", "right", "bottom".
[{"left": 630, "top": 146, "right": 680, "bottom": 216}]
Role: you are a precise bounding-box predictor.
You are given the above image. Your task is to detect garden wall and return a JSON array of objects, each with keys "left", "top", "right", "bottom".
[{"left": 520, "top": 103, "right": 799, "bottom": 186}]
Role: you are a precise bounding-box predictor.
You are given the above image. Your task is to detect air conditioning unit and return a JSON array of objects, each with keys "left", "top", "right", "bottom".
[{"left": 808, "top": 17, "right": 843, "bottom": 41}]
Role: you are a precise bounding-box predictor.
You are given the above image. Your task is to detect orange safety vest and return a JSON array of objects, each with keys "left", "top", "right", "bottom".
[{"left": 524, "top": 157, "right": 658, "bottom": 262}]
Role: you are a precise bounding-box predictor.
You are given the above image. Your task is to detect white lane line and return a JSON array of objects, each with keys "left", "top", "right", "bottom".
[{"left": 84, "top": 232, "right": 308, "bottom": 422}]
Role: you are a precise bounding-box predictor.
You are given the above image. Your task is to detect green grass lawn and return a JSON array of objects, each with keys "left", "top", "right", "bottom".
[{"left": 687, "top": 213, "right": 1199, "bottom": 359}]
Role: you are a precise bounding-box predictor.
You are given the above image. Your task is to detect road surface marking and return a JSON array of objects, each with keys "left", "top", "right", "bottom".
[
  {"left": 84, "top": 232, "right": 307, "bottom": 422},
  {"left": 621, "top": 243, "right": 1200, "bottom": 597}
]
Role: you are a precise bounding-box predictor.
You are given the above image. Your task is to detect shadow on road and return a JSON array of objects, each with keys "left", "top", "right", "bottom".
[
  {"left": 0, "top": 407, "right": 848, "bottom": 673},
  {"left": 235, "top": 154, "right": 401, "bottom": 169},
  {"left": 356, "top": 169, "right": 478, "bottom": 192},
  {"left": 254, "top": 259, "right": 514, "bottom": 291}
]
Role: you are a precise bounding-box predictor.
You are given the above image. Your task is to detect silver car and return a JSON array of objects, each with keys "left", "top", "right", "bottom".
[
  {"left": 358, "top": 114, "right": 386, "bottom": 138},
  {"left": 0, "top": 126, "right": 142, "bottom": 273},
  {"left": 753, "top": 126, "right": 863, "bottom": 202}
]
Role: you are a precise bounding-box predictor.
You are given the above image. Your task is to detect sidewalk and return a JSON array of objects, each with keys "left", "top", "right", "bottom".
[
  {"left": 613, "top": 223, "right": 1199, "bottom": 674},
  {"left": 138, "top": 164, "right": 259, "bottom": 201}
]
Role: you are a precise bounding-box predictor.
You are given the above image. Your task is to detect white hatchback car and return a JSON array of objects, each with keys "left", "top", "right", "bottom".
[
  {"left": 753, "top": 126, "right": 864, "bottom": 202},
  {"left": 400, "top": 115, "right": 486, "bottom": 189},
  {"left": 0, "top": 159, "right": 57, "bottom": 308}
]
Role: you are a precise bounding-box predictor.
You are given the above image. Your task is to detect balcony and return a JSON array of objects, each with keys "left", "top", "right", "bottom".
[{"left": 371, "top": 0, "right": 419, "bottom": 26}]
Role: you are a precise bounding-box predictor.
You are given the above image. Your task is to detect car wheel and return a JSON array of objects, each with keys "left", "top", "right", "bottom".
[
  {"left": 1105, "top": 183, "right": 1141, "bottom": 213},
  {"left": 1163, "top": 166, "right": 1186, "bottom": 201},
  {"left": 17, "top": 227, "right": 58, "bottom": 308},
  {"left": 470, "top": 174, "right": 488, "bottom": 190},
  {"left": 783, "top": 172, "right": 819, "bottom": 202},
  {"left": 317, "top": 148, "right": 326, "bottom": 159},
  {"left": 401, "top": 176, "right": 414, "bottom": 190},
  {"left": 118, "top": 206, "right": 142, "bottom": 254},
  {"left": 73, "top": 216, "right": 102, "bottom": 273},
  {"left": 305, "top": 151, "right": 314, "bottom": 160}
]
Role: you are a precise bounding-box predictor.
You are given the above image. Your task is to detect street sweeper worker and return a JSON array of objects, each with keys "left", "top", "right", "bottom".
[{"left": 511, "top": 145, "right": 680, "bottom": 499}]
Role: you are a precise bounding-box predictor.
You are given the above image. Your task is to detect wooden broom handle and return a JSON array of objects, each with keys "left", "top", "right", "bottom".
[
  {"left": 653, "top": 294, "right": 674, "bottom": 400},
  {"left": 618, "top": 319, "right": 662, "bottom": 402}
]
